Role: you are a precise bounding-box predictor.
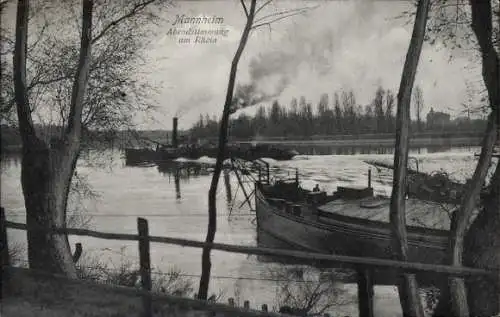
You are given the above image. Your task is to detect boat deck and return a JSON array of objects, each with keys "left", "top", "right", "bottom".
[
  {"left": 318, "top": 197, "right": 453, "bottom": 231},
  {"left": 255, "top": 181, "right": 467, "bottom": 285}
]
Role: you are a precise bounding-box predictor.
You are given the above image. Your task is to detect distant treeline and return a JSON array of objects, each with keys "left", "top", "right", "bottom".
[
  {"left": 189, "top": 88, "right": 486, "bottom": 140},
  {"left": 1, "top": 87, "right": 487, "bottom": 151},
  {"left": 1, "top": 125, "right": 174, "bottom": 150}
]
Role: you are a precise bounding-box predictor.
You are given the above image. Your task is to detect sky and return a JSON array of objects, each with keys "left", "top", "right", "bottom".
[
  {"left": 139, "top": 0, "right": 482, "bottom": 130},
  {"left": 2, "top": 0, "right": 484, "bottom": 130}
]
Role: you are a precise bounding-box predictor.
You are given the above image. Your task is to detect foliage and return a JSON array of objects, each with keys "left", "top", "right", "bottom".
[
  {"left": 66, "top": 170, "right": 99, "bottom": 229},
  {"left": 7, "top": 240, "right": 26, "bottom": 266},
  {"left": 1, "top": 0, "right": 169, "bottom": 137},
  {"left": 76, "top": 247, "right": 193, "bottom": 297},
  {"left": 270, "top": 266, "right": 353, "bottom": 315},
  {"left": 398, "top": 0, "right": 500, "bottom": 113}
]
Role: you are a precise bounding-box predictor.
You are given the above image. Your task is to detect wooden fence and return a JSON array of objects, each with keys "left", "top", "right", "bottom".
[{"left": 1, "top": 208, "right": 497, "bottom": 317}]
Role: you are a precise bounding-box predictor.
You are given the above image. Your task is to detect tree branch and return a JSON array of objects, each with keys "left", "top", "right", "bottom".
[
  {"left": 251, "top": 5, "right": 318, "bottom": 30},
  {"left": 255, "top": 0, "right": 273, "bottom": 16},
  {"left": 91, "top": 0, "right": 158, "bottom": 45},
  {"left": 13, "top": 0, "right": 35, "bottom": 143},
  {"left": 252, "top": 10, "right": 309, "bottom": 30},
  {"left": 253, "top": 6, "right": 317, "bottom": 24},
  {"left": 27, "top": 20, "right": 48, "bottom": 53},
  {"left": 197, "top": 0, "right": 257, "bottom": 301},
  {"left": 66, "top": 0, "right": 93, "bottom": 140},
  {"left": 240, "top": 0, "right": 248, "bottom": 18}
]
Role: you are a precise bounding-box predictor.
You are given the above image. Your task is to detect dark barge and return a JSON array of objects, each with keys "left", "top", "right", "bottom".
[
  {"left": 254, "top": 172, "right": 454, "bottom": 285},
  {"left": 125, "top": 117, "right": 298, "bottom": 165}
]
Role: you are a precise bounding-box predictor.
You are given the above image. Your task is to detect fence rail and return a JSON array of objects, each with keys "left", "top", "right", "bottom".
[
  {"left": 4, "top": 220, "right": 495, "bottom": 278},
  {"left": 2, "top": 209, "right": 498, "bottom": 317}
]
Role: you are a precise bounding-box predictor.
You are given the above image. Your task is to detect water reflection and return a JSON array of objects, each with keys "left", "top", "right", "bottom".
[
  {"left": 223, "top": 169, "right": 232, "bottom": 206},
  {"left": 156, "top": 161, "right": 215, "bottom": 200},
  {"left": 1, "top": 153, "right": 21, "bottom": 170},
  {"left": 157, "top": 161, "right": 213, "bottom": 177},
  {"left": 174, "top": 172, "right": 181, "bottom": 199}
]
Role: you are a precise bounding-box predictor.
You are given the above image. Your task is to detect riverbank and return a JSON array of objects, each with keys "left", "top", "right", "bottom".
[
  {"left": 1, "top": 137, "right": 481, "bottom": 156},
  {"left": 236, "top": 136, "right": 481, "bottom": 148},
  {"left": 2, "top": 267, "right": 272, "bottom": 317}
]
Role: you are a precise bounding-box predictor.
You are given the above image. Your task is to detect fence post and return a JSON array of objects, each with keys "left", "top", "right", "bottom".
[
  {"left": 72, "top": 242, "right": 83, "bottom": 263},
  {"left": 266, "top": 164, "right": 270, "bottom": 184},
  {"left": 368, "top": 168, "right": 372, "bottom": 188},
  {"left": 1, "top": 207, "right": 10, "bottom": 298},
  {"left": 224, "top": 169, "right": 232, "bottom": 204},
  {"left": 137, "top": 217, "right": 152, "bottom": 317},
  {"left": 1, "top": 207, "right": 9, "bottom": 267},
  {"left": 357, "top": 268, "right": 374, "bottom": 317}
]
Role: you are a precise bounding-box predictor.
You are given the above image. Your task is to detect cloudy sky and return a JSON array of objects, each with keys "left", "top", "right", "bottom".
[
  {"left": 139, "top": 0, "right": 482, "bottom": 130},
  {"left": 2, "top": 0, "right": 483, "bottom": 130}
]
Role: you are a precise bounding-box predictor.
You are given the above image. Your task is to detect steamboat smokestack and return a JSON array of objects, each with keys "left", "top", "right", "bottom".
[{"left": 172, "top": 117, "right": 178, "bottom": 148}]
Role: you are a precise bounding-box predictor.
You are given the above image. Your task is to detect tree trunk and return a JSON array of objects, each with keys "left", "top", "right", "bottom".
[
  {"left": 433, "top": 0, "right": 500, "bottom": 311},
  {"left": 390, "top": 0, "right": 431, "bottom": 316},
  {"left": 464, "top": 160, "right": 500, "bottom": 316},
  {"left": 13, "top": 0, "right": 93, "bottom": 278},
  {"left": 197, "top": 0, "right": 257, "bottom": 300},
  {"left": 432, "top": 115, "right": 497, "bottom": 317},
  {"left": 23, "top": 137, "right": 79, "bottom": 277},
  {"left": 447, "top": 112, "right": 497, "bottom": 317},
  {"left": 440, "top": 1, "right": 500, "bottom": 316},
  {"left": 469, "top": 0, "right": 499, "bottom": 127}
]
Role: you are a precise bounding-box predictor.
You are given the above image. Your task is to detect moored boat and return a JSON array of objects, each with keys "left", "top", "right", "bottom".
[
  {"left": 124, "top": 147, "right": 159, "bottom": 165},
  {"left": 365, "top": 159, "right": 466, "bottom": 204},
  {"left": 126, "top": 143, "right": 298, "bottom": 165},
  {"left": 254, "top": 176, "right": 453, "bottom": 284}
]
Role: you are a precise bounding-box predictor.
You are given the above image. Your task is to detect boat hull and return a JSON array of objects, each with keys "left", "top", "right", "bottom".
[
  {"left": 124, "top": 148, "right": 159, "bottom": 165},
  {"left": 125, "top": 144, "right": 297, "bottom": 165},
  {"left": 255, "top": 185, "right": 450, "bottom": 285}
]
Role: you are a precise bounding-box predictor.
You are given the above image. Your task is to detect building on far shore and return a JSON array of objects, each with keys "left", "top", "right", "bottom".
[{"left": 426, "top": 108, "right": 451, "bottom": 131}]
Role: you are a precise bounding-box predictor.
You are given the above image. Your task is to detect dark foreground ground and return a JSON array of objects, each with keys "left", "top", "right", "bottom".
[{"left": 1, "top": 267, "right": 287, "bottom": 317}]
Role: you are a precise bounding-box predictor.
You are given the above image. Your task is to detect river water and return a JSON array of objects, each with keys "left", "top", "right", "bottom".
[{"left": 0, "top": 145, "right": 486, "bottom": 317}]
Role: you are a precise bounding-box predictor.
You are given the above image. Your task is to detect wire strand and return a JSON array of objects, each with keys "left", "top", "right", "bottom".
[
  {"left": 5, "top": 212, "right": 256, "bottom": 218},
  {"left": 10, "top": 259, "right": 346, "bottom": 284}
]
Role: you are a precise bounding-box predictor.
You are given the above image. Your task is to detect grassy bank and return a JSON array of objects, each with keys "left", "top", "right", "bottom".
[
  {"left": 2, "top": 267, "right": 285, "bottom": 317},
  {"left": 3, "top": 267, "right": 210, "bottom": 317}
]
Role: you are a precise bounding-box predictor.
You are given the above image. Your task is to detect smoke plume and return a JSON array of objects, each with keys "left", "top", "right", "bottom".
[{"left": 232, "top": 0, "right": 382, "bottom": 113}]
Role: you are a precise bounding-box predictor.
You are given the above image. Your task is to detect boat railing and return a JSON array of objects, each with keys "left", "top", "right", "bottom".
[
  {"left": 255, "top": 158, "right": 270, "bottom": 184},
  {"left": 231, "top": 158, "right": 271, "bottom": 185}
]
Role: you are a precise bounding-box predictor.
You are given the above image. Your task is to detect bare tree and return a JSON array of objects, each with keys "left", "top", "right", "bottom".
[
  {"left": 390, "top": 1, "right": 431, "bottom": 317},
  {"left": 413, "top": 85, "right": 424, "bottom": 132},
  {"left": 11, "top": 0, "right": 169, "bottom": 277},
  {"left": 446, "top": 1, "right": 500, "bottom": 316},
  {"left": 415, "top": 1, "right": 499, "bottom": 315},
  {"left": 398, "top": 1, "right": 499, "bottom": 315},
  {"left": 197, "top": 0, "right": 317, "bottom": 300},
  {"left": 197, "top": 0, "right": 257, "bottom": 300},
  {"left": 14, "top": 0, "right": 93, "bottom": 278}
]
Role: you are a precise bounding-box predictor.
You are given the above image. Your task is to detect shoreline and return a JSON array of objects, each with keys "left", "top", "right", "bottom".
[
  {"left": 1, "top": 136, "right": 481, "bottom": 154},
  {"left": 235, "top": 136, "right": 481, "bottom": 147}
]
